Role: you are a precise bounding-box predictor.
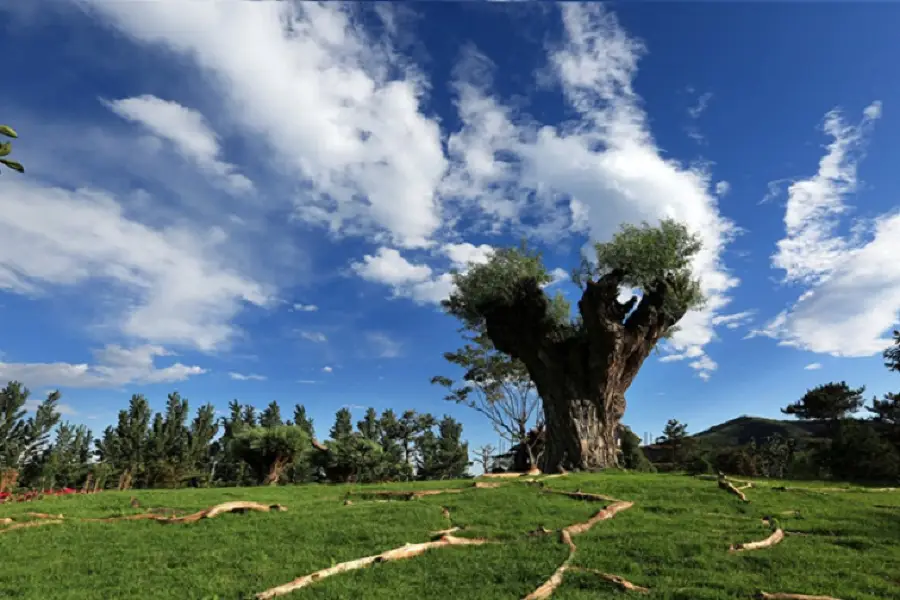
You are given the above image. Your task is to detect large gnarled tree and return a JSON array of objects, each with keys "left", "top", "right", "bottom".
[{"left": 443, "top": 219, "right": 704, "bottom": 472}]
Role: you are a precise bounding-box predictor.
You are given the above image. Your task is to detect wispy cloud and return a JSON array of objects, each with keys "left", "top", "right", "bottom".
[
  {"left": 757, "top": 101, "right": 900, "bottom": 357},
  {"left": 292, "top": 303, "right": 318, "bottom": 312},
  {"left": 0, "top": 345, "right": 205, "bottom": 388},
  {"left": 322, "top": 366, "right": 333, "bottom": 373},
  {"left": 804, "top": 362, "right": 822, "bottom": 370},
  {"left": 228, "top": 372, "right": 267, "bottom": 381},
  {"left": 299, "top": 331, "right": 328, "bottom": 343},
  {"left": 366, "top": 332, "right": 403, "bottom": 358}
]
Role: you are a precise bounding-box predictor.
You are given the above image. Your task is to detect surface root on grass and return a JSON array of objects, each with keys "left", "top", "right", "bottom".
[
  {"left": 346, "top": 489, "right": 464, "bottom": 502},
  {"left": 718, "top": 478, "right": 749, "bottom": 502},
  {"left": 754, "top": 592, "right": 843, "bottom": 600},
  {"left": 729, "top": 526, "right": 785, "bottom": 552},
  {"left": 523, "top": 499, "right": 635, "bottom": 599},
  {"left": 0, "top": 519, "right": 63, "bottom": 533},
  {"left": 255, "top": 534, "right": 490, "bottom": 599},
  {"left": 569, "top": 568, "right": 649, "bottom": 593},
  {"left": 90, "top": 501, "right": 286, "bottom": 524},
  {"left": 544, "top": 489, "right": 624, "bottom": 504},
  {"left": 26, "top": 512, "right": 63, "bottom": 519}
]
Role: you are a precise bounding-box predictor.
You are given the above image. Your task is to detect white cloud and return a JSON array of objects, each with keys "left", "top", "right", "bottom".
[
  {"left": 228, "top": 372, "right": 267, "bottom": 381},
  {"left": 0, "top": 344, "right": 205, "bottom": 388},
  {"left": 804, "top": 363, "right": 822, "bottom": 370},
  {"left": 545, "top": 267, "right": 570, "bottom": 288},
  {"left": 0, "top": 179, "right": 271, "bottom": 352},
  {"left": 351, "top": 247, "right": 455, "bottom": 304},
  {"left": 759, "top": 102, "right": 900, "bottom": 357},
  {"left": 299, "top": 331, "right": 328, "bottom": 343},
  {"left": 442, "top": 242, "right": 494, "bottom": 269},
  {"left": 292, "top": 303, "right": 318, "bottom": 312},
  {"left": 367, "top": 332, "right": 402, "bottom": 358},
  {"left": 322, "top": 366, "right": 333, "bottom": 373},
  {"left": 771, "top": 102, "right": 881, "bottom": 285},
  {"left": 86, "top": 2, "right": 447, "bottom": 249},
  {"left": 297, "top": 379, "right": 318, "bottom": 384},
  {"left": 687, "top": 92, "right": 713, "bottom": 119},
  {"left": 710, "top": 311, "right": 754, "bottom": 330},
  {"left": 80, "top": 2, "right": 738, "bottom": 380},
  {"left": 352, "top": 247, "right": 433, "bottom": 286},
  {"left": 343, "top": 5, "right": 737, "bottom": 379},
  {"left": 714, "top": 181, "right": 731, "bottom": 197},
  {"left": 104, "top": 95, "right": 253, "bottom": 194}
]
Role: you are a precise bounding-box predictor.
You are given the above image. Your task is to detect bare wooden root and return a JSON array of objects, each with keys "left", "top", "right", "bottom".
[
  {"left": 730, "top": 527, "right": 785, "bottom": 552},
  {"left": 473, "top": 481, "right": 504, "bottom": 489},
  {"left": 569, "top": 568, "right": 650, "bottom": 593},
  {"left": 347, "top": 489, "right": 464, "bottom": 502},
  {"left": 718, "top": 478, "right": 749, "bottom": 502},
  {"left": 544, "top": 489, "right": 625, "bottom": 504},
  {"left": 0, "top": 517, "right": 13, "bottom": 525},
  {"left": 0, "top": 519, "right": 63, "bottom": 533},
  {"left": 88, "top": 501, "right": 286, "bottom": 524},
  {"left": 26, "top": 512, "right": 63, "bottom": 519},
  {"left": 255, "top": 534, "right": 490, "bottom": 599},
  {"left": 477, "top": 472, "right": 527, "bottom": 479},
  {"left": 754, "top": 592, "right": 843, "bottom": 600},
  {"left": 523, "top": 500, "right": 636, "bottom": 599}
]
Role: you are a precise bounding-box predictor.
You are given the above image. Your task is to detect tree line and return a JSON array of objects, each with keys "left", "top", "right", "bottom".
[
  {"left": 0, "top": 386, "right": 470, "bottom": 492},
  {"left": 649, "top": 331, "right": 900, "bottom": 482}
]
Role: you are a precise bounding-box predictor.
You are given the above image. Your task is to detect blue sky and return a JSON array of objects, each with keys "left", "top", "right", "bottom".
[{"left": 1, "top": 1, "right": 899, "bottom": 452}]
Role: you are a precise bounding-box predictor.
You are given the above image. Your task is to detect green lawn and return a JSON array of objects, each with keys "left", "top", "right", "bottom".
[{"left": 1, "top": 472, "right": 897, "bottom": 599}]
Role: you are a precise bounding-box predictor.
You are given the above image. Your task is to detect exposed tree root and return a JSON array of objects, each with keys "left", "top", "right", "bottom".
[
  {"left": 773, "top": 486, "right": 896, "bottom": 494},
  {"left": 430, "top": 526, "right": 460, "bottom": 537},
  {"left": 736, "top": 483, "right": 753, "bottom": 490},
  {"left": 544, "top": 489, "right": 624, "bottom": 504},
  {"left": 0, "top": 517, "right": 12, "bottom": 525},
  {"left": 26, "top": 512, "right": 63, "bottom": 519},
  {"left": 346, "top": 489, "right": 464, "bottom": 502},
  {"left": 477, "top": 472, "right": 528, "bottom": 479},
  {"left": 86, "top": 501, "right": 286, "bottom": 524},
  {"left": 729, "top": 525, "right": 785, "bottom": 552},
  {"left": 754, "top": 592, "right": 843, "bottom": 600},
  {"left": 569, "top": 568, "right": 649, "bottom": 593},
  {"left": 0, "top": 519, "right": 63, "bottom": 533},
  {"left": 523, "top": 500, "right": 635, "bottom": 599},
  {"left": 718, "top": 478, "right": 749, "bottom": 502},
  {"left": 473, "top": 481, "right": 505, "bottom": 489},
  {"left": 255, "top": 534, "right": 491, "bottom": 599}
]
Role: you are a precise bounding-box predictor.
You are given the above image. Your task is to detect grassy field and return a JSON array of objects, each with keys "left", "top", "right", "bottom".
[{"left": 1, "top": 472, "right": 897, "bottom": 600}]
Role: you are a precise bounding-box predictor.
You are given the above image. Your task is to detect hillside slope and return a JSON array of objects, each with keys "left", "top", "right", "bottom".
[{"left": 690, "top": 415, "right": 828, "bottom": 447}]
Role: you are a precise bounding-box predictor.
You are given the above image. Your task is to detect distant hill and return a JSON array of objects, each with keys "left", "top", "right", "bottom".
[{"left": 689, "top": 415, "right": 829, "bottom": 448}]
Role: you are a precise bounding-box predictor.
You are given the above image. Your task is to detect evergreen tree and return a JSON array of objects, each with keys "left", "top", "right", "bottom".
[
  {"left": 357, "top": 407, "right": 381, "bottom": 441},
  {"left": 232, "top": 426, "right": 311, "bottom": 485},
  {"left": 656, "top": 419, "right": 688, "bottom": 465},
  {"left": 0, "top": 123, "right": 24, "bottom": 174},
  {"left": 330, "top": 408, "right": 354, "bottom": 440},
  {"left": 782, "top": 381, "right": 865, "bottom": 422},
  {"left": 619, "top": 425, "right": 654, "bottom": 471},
  {"left": 260, "top": 401, "right": 284, "bottom": 428},
  {"left": 293, "top": 404, "right": 315, "bottom": 439},
  {"left": 417, "top": 415, "right": 469, "bottom": 480},
  {"left": 241, "top": 405, "right": 258, "bottom": 428}
]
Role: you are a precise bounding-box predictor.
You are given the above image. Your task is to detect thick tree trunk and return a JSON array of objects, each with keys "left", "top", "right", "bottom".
[
  {"left": 479, "top": 269, "right": 682, "bottom": 472},
  {"left": 264, "top": 456, "right": 288, "bottom": 485}
]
